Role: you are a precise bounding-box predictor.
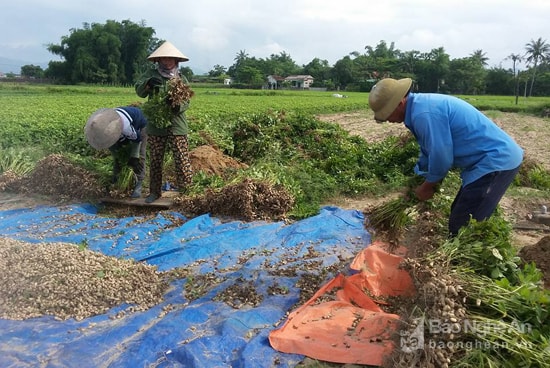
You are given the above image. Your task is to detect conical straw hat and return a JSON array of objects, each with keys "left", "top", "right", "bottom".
[
  {"left": 84, "top": 108, "right": 122, "bottom": 150},
  {"left": 147, "top": 41, "right": 189, "bottom": 62}
]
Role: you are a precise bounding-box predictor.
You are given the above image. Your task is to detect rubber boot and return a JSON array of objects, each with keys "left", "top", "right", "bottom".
[
  {"left": 131, "top": 180, "right": 143, "bottom": 198},
  {"left": 145, "top": 193, "right": 160, "bottom": 203}
]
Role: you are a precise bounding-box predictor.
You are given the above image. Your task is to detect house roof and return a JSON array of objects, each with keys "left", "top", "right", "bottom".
[{"left": 284, "top": 75, "right": 314, "bottom": 81}]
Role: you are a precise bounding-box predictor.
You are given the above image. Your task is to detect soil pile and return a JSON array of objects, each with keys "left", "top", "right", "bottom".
[
  {"left": 519, "top": 235, "right": 550, "bottom": 288},
  {"left": 189, "top": 145, "right": 248, "bottom": 176}
]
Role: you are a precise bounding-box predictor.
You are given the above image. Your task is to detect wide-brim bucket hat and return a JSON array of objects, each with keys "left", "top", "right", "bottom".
[
  {"left": 84, "top": 108, "right": 122, "bottom": 150},
  {"left": 368, "top": 78, "right": 412, "bottom": 122},
  {"left": 147, "top": 41, "right": 189, "bottom": 62}
]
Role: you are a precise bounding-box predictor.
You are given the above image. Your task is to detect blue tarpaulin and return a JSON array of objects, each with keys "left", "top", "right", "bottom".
[{"left": 0, "top": 203, "right": 371, "bottom": 367}]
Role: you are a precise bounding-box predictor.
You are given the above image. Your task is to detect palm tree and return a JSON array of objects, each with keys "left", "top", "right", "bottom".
[
  {"left": 506, "top": 54, "right": 522, "bottom": 76},
  {"left": 524, "top": 37, "right": 550, "bottom": 97},
  {"left": 234, "top": 50, "right": 249, "bottom": 64},
  {"left": 364, "top": 40, "right": 398, "bottom": 59},
  {"left": 470, "top": 49, "right": 489, "bottom": 66},
  {"left": 505, "top": 53, "right": 523, "bottom": 104},
  {"left": 401, "top": 50, "right": 420, "bottom": 74}
]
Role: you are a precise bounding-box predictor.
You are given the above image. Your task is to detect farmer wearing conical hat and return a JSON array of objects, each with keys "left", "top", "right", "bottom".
[
  {"left": 85, "top": 106, "right": 148, "bottom": 198},
  {"left": 135, "top": 41, "right": 194, "bottom": 203},
  {"left": 368, "top": 78, "right": 524, "bottom": 236}
]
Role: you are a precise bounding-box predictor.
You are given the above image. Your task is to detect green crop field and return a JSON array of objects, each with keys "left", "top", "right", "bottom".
[
  {"left": 0, "top": 83, "right": 370, "bottom": 155},
  {"left": 1, "top": 82, "right": 549, "bottom": 153},
  {"left": 1, "top": 83, "right": 549, "bottom": 150}
]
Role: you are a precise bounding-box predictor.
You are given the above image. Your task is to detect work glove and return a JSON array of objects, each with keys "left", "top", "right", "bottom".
[{"left": 147, "top": 76, "right": 162, "bottom": 88}]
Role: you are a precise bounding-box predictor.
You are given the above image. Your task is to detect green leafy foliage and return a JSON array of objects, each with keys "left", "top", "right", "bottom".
[
  {"left": 187, "top": 171, "right": 227, "bottom": 195},
  {"left": 526, "top": 165, "right": 550, "bottom": 190},
  {"left": 435, "top": 214, "right": 550, "bottom": 367},
  {"left": 515, "top": 159, "right": 550, "bottom": 190},
  {"left": 0, "top": 147, "right": 39, "bottom": 175},
  {"left": 441, "top": 214, "right": 521, "bottom": 282},
  {"left": 227, "top": 110, "right": 421, "bottom": 217},
  {"left": 141, "top": 77, "right": 195, "bottom": 130},
  {"left": 141, "top": 91, "right": 173, "bottom": 129}
]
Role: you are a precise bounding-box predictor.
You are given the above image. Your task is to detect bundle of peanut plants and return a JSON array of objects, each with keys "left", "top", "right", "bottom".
[
  {"left": 426, "top": 216, "right": 550, "bottom": 367},
  {"left": 365, "top": 176, "right": 425, "bottom": 237},
  {"left": 141, "top": 77, "right": 195, "bottom": 129}
]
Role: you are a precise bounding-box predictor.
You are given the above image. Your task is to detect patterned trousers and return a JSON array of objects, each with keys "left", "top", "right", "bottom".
[{"left": 148, "top": 134, "right": 193, "bottom": 197}]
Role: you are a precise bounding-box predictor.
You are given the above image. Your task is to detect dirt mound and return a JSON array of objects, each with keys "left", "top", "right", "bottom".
[
  {"left": 190, "top": 145, "right": 248, "bottom": 176},
  {"left": 519, "top": 235, "right": 550, "bottom": 288}
]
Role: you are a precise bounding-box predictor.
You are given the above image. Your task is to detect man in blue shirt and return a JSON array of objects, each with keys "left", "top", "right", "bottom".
[{"left": 368, "top": 78, "right": 523, "bottom": 236}]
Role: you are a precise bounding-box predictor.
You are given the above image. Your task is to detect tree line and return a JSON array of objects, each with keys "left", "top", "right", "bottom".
[{"left": 18, "top": 19, "right": 550, "bottom": 96}]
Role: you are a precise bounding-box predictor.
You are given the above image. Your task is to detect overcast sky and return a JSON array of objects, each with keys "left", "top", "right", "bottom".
[{"left": 1, "top": 0, "right": 548, "bottom": 74}]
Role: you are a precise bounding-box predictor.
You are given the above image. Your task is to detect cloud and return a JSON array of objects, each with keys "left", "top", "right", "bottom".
[
  {"left": 190, "top": 26, "right": 230, "bottom": 50},
  {"left": 1, "top": 0, "right": 549, "bottom": 74}
]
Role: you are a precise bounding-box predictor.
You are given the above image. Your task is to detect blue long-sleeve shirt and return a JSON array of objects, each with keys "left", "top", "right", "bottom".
[{"left": 404, "top": 93, "right": 523, "bottom": 186}]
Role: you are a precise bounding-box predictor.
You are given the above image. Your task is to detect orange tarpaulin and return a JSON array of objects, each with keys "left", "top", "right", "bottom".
[{"left": 268, "top": 241, "right": 415, "bottom": 366}]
